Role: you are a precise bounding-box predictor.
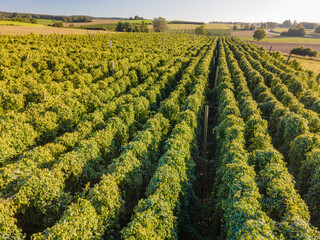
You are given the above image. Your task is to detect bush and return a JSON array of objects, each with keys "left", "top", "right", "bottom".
[
  {"left": 195, "top": 25, "right": 206, "bottom": 35},
  {"left": 50, "top": 22, "right": 63, "bottom": 28},
  {"left": 281, "top": 24, "right": 306, "bottom": 37},
  {"left": 290, "top": 47, "right": 319, "bottom": 57}
]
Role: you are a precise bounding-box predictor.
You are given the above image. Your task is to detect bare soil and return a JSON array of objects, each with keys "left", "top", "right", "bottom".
[
  {"left": 62, "top": 19, "right": 121, "bottom": 27},
  {"left": 252, "top": 41, "right": 320, "bottom": 56}
]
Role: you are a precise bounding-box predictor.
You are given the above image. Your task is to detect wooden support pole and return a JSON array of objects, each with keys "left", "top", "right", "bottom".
[
  {"left": 162, "top": 37, "right": 165, "bottom": 51},
  {"left": 215, "top": 66, "right": 220, "bottom": 86},
  {"left": 26, "top": 54, "right": 29, "bottom": 60},
  {"left": 202, "top": 105, "right": 209, "bottom": 159},
  {"left": 269, "top": 46, "right": 273, "bottom": 53},
  {"left": 112, "top": 62, "right": 114, "bottom": 75},
  {"left": 110, "top": 40, "right": 112, "bottom": 48},
  {"left": 286, "top": 54, "right": 291, "bottom": 64},
  {"left": 316, "top": 73, "right": 320, "bottom": 83},
  {"left": 43, "top": 91, "right": 46, "bottom": 100}
]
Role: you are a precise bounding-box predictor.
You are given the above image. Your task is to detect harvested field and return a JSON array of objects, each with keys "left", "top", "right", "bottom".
[
  {"left": 231, "top": 30, "right": 274, "bottom": 38},
  {"left": 147, "top": 23, "right": 241, "bottom": 30},
  {"left": 62, "top": 19, "right": 121, "bottom": 27},
  {"left": 0, "top": 25, "right": 108, "bottom": 35},
  {"left": 254, "top": 41, "right": 320, "bottom": 56}
]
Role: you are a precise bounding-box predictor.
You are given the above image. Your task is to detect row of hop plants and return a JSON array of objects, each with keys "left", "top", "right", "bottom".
[
  {"left": 226, "top": 37, "right": 320, "bottom": 229},
  {"left": 0, "top": 35, "right": 216, "bottom": 238},
  {"left": 211, "top": 40, "right": 278, "bottom": 239},
  {"left": 0, "top": 33, "right": 207, "bottom": 168},
  {"left": 32, "top": 40, "right": 213, "bottom": 239},
  {"left": 241, "top": 40, "right": 320, "bottom": 114},
  {"left": 223, "top": 38, "right": 320, "bottom": 238},
  {"left": 121, "top": 38, "right": 217, "bottom": 238}
]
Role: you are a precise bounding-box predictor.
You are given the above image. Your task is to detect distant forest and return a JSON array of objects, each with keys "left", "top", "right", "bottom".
[
  {"left": 0, "top": 11, "right": 125, "bottom": 23},
  {"left": 210, "top": 20, "right": 319, "bottom": 30}
]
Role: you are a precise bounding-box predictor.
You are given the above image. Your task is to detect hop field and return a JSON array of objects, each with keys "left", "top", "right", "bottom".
[{"left": 0, "top": 33, "right": 319, "bottom": 239}]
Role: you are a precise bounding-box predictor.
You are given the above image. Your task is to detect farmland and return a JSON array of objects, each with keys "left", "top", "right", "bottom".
[
  {"left": 36, "top": 19, "right": 62, "bottom": 24},
  {"left": 0, "top": 21, "right": 44, "bottom": 27},
  {"left": 62, "top": 19, "right": 121, "bottom": 27},
  {"left": 0, "top": 33, "right": 319, "bottom": 239},
  {"left": 247, "top": 36, "right": 320, "bottom": 44},
  {"left": 283, "top": 54, "right": 320, "bottom": 74},
  {"left": 0, "top": 25, "right": 107, "bottom": 35}
]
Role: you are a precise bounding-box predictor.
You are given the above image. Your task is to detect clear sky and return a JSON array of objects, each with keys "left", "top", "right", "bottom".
[{"left": 1, "top": 0, "right": 319, "bottom": 23}]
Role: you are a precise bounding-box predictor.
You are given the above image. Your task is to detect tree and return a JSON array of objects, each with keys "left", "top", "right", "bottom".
[
  {"left": 295, "top": 24, "right": 306, "bottom": 36},
  {"left": 282, "top": 20, "right": 293, "bottom": 28},
  {"left": 195, "top": 25, "right": 206, "bottom": 35},
  {"left": 140, "top": 21, "right": 149, "bottom": 32},
  {"left": 300, "top": 22, "right": 317, "bottom": 30},
  {"left": 115, "top": 22, "right": 124, "bottom": 32},
  {"left": 232, "top": 25, "right": 238, "bottom": 30},
  {"left": 243, "top": 24, "right": 250, "bottom": 30},
  {"left": 253, "top": 29, "right": 266, "bottom": 41},
  {"left": 315, "top": 26, "right": 320, "bottom": 34},
  {"left": 281, "top": 24, "right": 306, "bottom": 37},
  {"left": 30, "top": 18, "right": 37, "bottom": 24},
  {"left": 134, "top": 15, "right": 144, "bottom": 20},
  {"left": 153, "top": 17, "right": 167, "bottom": 32}
]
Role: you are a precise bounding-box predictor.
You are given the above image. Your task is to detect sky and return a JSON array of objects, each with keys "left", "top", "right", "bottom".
[{"left": 1, "top": 0, "right": 320, "bottom": 23}]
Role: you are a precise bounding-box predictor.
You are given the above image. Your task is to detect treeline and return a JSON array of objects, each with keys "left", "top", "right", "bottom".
[
  {"left": 169, "top": 20, "right": 205, "bottom": 25},
  {"left": 281, "top": 24, "right": 306, "bottom": 37},
  {"left": 0, "top": 11, "right": 91, "bottom": 22},
  {"left": 3, "top": 16, "right": 37, "bottom": 24},
  {"left": 260, "top": 22, "right": 277, "bottom": 29},
  {"left": 128, "top": 15, "right": 144, "bottom": 20},
  {"left": 282, "top": 20, "right": 318, "bottom": 29},
  {"left": 115, "top": 21, "right": 149, "bottom": 32},
  {"left": 212, "top": 19, "right": 319, "bottom": 31}
]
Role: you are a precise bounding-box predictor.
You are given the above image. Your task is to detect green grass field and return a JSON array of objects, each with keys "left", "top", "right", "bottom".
[
  {"left": 36, "top": 19, "right": 62, "bottom": 24},
  {"left": 122, "top": 20, "right": 153, "bottom": 24},
  {"left": 0, "top": 20, "right": 45, "bottom": 27},
  {"left": 283, "top": 54, "right": 320, "bottom": 75}
]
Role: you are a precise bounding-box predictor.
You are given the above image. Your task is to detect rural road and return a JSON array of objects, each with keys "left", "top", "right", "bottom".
[{"left": 266, "top": 30, "right": 279, "bottom": 35}]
